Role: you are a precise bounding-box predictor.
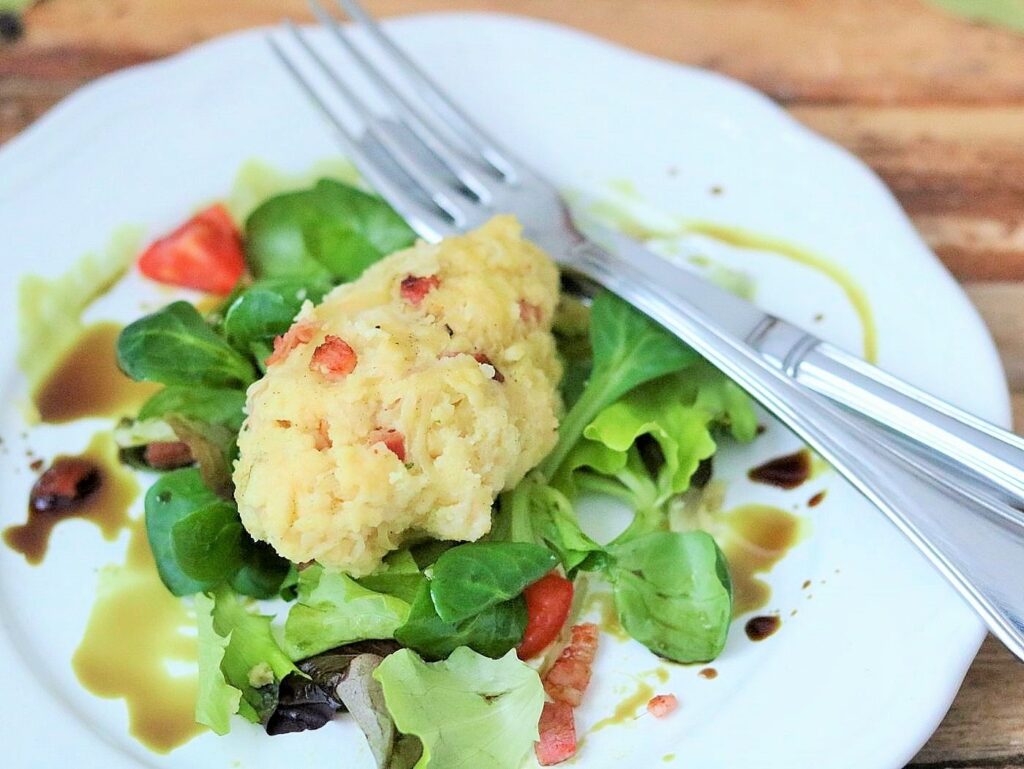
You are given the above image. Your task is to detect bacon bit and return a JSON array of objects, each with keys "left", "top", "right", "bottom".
[
  {"left": 519, "top": 300, "right": 543, "bottom": 324},
  {"left": 535, "top": 701, "right": 577, "bottom": 766},
  {"left": 369, "top": 428, "right": 406, "bottom": 462},
  {"left": 542, "top": 623, "right": 599, "bottom": 707},
  {"left": 143, "top": 441, "right": 193, "bottom": 470},
  {"left": 400, "top": 274, "right": 441, "bottom": 305},
  {"left": 30, "top": 458, "right": 101, "bottom": 513},
  {"left": 266, "top": 321, "right": 317, "bottom": 367},
  {"left": 314, "top": 419, "right": 332, "bottom": 451},
  {"left": 647, "top": 694, "right": 678, "bottom": 718},
  {"left": 309, "top": 335, "right": 358, "bottom": 381},
  {"left": 473, "top": 353, "right": 505, "bottom": 383}
]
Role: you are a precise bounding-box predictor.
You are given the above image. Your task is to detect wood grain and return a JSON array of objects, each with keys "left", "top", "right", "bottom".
[{"left": 3, "top": 1, "right": 1024, "bottom": 767}]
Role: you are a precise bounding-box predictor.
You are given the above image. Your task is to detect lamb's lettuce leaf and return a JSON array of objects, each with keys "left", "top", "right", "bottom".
[
  {"left": 357, "top": 550, "right": 427, "bottom": 604},
  {"left": 373, "top": 648, "right": 544, "bottom": 769},
  {"left": 117, "top": 301, "right": 257, "bottom": 389},
  {"left": 244, "top": 179, "right": 416, "bottom": 283},
  {"left": 222, "top": 277, "right": 331, "bottom": 356},
  {"left": 137, "top": 385, "right": 246, "bottom": 431},
  {"left": 145, "top": 468, "right": 289, "bottom": 598},
  {"left": 428, "top": 542, "right": 557, "bottom": 624},
  {"left": 501, "top": 475, "right": 607, "bottom": 576},
  {"left": 394, "top": 583, "right": 526, "bottom": 661},
  {"left": 607, "top": 531, "right": 732, "bottom": 663}
]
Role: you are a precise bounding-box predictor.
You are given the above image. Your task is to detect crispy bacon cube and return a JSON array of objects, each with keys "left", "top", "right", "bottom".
[
  {"left": 473, "top": 353, "right": 505, "bottom": 383},
  {"left": 400, "top": 274, "right": 441, "bottom": 305},
  {"left": 369, "top": 428, "right": 406, "bottom": 462},
  {"left": 535, "top": 701, "right": 576, "bottom": 766},
  {"left": 519, "top": 300, "right": 543, "bottom": 324},
  {"left": 309, "top": 335, "right": 357, "bottom": 381},
  {"left": 542, "top": 623, "right": 599, "bottom": 708},
  {"left": 647, "top": 694, "right": 678, "bottom": 718},
  {"left": 266, "top": 320, "right": 317, "bottom": 367}
]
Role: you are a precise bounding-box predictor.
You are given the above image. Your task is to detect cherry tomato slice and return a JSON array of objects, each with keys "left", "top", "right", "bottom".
[
  {"left": 517, "top": 572, "right": 574, "bottom": 660},
  {"left": 137, "top": 203, "right": 245, "bottom": 295}
]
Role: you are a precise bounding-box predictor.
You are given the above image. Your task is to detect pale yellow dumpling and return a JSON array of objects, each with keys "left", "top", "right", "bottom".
[{"left": 233, "top": 216, "right": 562, "bottom": 575}]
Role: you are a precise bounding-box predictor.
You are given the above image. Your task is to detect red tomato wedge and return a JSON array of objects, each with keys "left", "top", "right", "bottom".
[
  {"left": 137, "top": 204, "right": 245, "bottom": 294},
  {"left": 517, "top": 572, "right": 574, "bottom": 660},
  {"left": 535, "top": 701, "right": 577, "bottom": 766}
]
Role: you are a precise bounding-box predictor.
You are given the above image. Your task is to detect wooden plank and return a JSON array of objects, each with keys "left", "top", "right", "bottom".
[
  {"left": 792, "top": 107, "right": 1024, "bottom": 281},
  {"left": 964, "top": 283, "right": 1024, "bottom": 390},
  {"left": 910, "top": 636, "right": 1024, "bottom": 766},
  {"left": 9, "top": 0, "right": 1024, "bottom": 104}
]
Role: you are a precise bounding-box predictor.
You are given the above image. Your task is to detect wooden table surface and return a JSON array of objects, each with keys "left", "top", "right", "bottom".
[{"left": 2, "top": 1, "right": 1023, "bottom": 766}]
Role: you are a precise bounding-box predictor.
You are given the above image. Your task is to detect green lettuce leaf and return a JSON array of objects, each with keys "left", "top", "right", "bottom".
[
  {"left": 373, "top": 647, "right": 544, "bottom": 769},
  {"left": 137, "top": 385, "right": 246, "bottom": 431},
  {"left": 540, "top": 291, "right": 698, "bottom": 476},
  {"left": 502, "top": 475, "right": 607, "bottom": 576},
  {"left": 394, "top": 583, "right": 526, "bottom": 661},
  {"left": 244, "top": 179, "right": 416, "bottom": 283},
  {"left": 117, "top": 301, "right": 257, "bottom": 389},
  {"left": 584, "top": 377, "right": 718, "bottom": 501},
  {"left": 428, "top": 542, "right": 557, "bottom": 624},
  {"left": 607, "top": 531, "right": 732, "bottom": 663},
  {"left": 357, "top": 550, "right": 427, "bottom": 604},
  {"left": 194, "top": 591, "right": 241, "bottom": 735},
  {"left": 195, "top": 587, "right": 299, "bottom": 731},
  {"left": 145, "top": 468, "right": 288, "bottom": 598},
  {"left": 284, "top": 565, "right": 412, "bottom": 659},
  {"left": 222, "top": 276, "right": 332, "bottom": 356}
]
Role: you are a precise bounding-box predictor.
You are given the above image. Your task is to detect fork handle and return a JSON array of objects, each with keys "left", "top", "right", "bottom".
[{"left": 569, "top": 236, "right": 1024, "bottom": 660}]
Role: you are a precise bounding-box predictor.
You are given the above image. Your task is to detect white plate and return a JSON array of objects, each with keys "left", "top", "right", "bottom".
[{"left": 0, "top": 13, "right": 1008, "bottom": 769}]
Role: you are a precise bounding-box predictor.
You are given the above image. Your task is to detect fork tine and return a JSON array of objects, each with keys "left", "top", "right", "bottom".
[
  {"left": 267, "top": 32, "right": 457, "bottom": 242},
  {"left": 308, "top": 0, "right": 496, "bottom": 205},
  {"left": 283, "top": 21, "right": 472, "bottom": 226},
  {"left": 334, "top": 0, "right": 519, "bottom": 182}
]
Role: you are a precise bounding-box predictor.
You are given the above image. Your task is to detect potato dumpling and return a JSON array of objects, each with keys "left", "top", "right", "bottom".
[{"left": 233, "top": 216, "right": 562, "bottom": 575}]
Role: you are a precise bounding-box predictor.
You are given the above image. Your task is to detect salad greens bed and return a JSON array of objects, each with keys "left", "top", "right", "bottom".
[{"left": 113, "top": 172, "right": 757, "bottom": 769}]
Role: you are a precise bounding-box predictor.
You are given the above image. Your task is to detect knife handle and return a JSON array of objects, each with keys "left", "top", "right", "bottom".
[{"left": 752, "top": 318, "right": 1024, "bottom": 504}]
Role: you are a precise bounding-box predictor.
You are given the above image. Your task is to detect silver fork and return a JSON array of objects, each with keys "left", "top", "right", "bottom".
[{"left": 269, "top": 0, "right": 1024, "bottom": 659}]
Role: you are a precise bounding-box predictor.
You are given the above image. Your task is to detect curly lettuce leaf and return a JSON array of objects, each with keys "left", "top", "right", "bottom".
[
  {"left": 194, "top": 591, "right": 241, "bottom": 734},
  {"left": 284, "top": 565, "right": 412, "bottom": 659},
  {"left": 540, "top": 291, "right": 698, "bottom": 476},
  {"left": 584, "top": 377, "right": 718, "bottom": 499},
  {"left": 373, "top": 648, "right": 544, "bottom": 769},
  {"left": 195, "top": 587, "right": 298, "bottom": 732}
]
